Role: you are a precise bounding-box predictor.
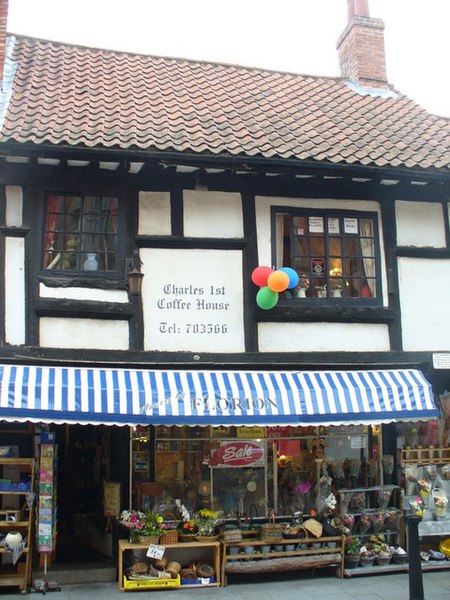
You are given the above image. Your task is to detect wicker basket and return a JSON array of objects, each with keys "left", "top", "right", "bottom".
[
  {"left": 300, "top": 518, "right": 323, "bottom": 539},
  {"left": 260, "top": 513, "right": 283, "bottom": 542},
  {"left": 222, "top": 529, "right": 243, "bottom": 543},
  {"left": 179, "top": 533, "right": 197, "bottom": 543},
  {"left": 160, "top": 530, "right": 179, "bottom": 544},
  {"left": 195, "top": 534, "right": 219, "bottom": 542},
  {"left": 137, "top": 534, "right": 160, "bottom": 545}
]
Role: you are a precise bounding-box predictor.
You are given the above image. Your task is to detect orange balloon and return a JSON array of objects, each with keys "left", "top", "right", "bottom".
[{"left": 267, "top": 270, "right": 289, "bottom": 292}]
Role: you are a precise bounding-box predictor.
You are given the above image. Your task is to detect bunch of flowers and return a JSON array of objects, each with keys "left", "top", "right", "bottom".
[
  {"left": 139, "top": 510, "right": 164, "bottom": 536},
  {"left": 442, "top": 465, "right": 450, "bottom": 480},
  {"left": 195, "top": 508, "right": 222, "bottom": 536},
  {"left": 330, "top": 459, "right": 344, "bottom": 480},
  {"left": 343, "top": 513, "right": 355, "bottom": 532},
  {"left": 294, "top": 480, "right": 312, "bottom": 496},
  {"left": 344, "top": 536, "right": 361, "bottom": 556},
  {"left": 323, "top": 492, "right": 337, "bottom": 513},
  {"left": 119, "top": 509, "right": 146, "bottom": 530},
  {"left": 382, "top": 454, "right": 394, "bottom": 475},
  {"left": 384, "top": 509, "right": 398, "bottom": 530},
  {"left": 297, "top": 274, "right": 310, "bottom": 290},
  {"left": 367, "top": 534, "right": 389, "bottom": 555},
  {"left": 366, "top": 459, "right": 377, "bottom": 479},
  {"left": 376, "top": 486, "right": 392, "bottom": 510},
  {"left": 358, "top": 513, "right": 371, "bottom": 534},
  {"left": 434, "top": 496, "right": 448, "bottom": 509},
  {"left": 352, "top": 491, "right": 366, "bottom": 512},
  {"left": 425, "top": 465, "right": 437, "bottom": 480},
  {"left": 418, "top": 480, "right": 431, "bottom": 496},
  {"left": 409, "top": 496, "right": 424, "bottom": 517},
  {"left": 371, "top": 512, "right": 386, "bottom": 533}
]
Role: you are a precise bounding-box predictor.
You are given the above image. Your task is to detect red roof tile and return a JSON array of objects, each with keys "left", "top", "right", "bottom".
[{"left": 1, "top": 35, "right": 449, "bottom": 172}]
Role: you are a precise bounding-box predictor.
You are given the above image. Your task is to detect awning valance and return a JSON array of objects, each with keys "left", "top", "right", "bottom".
[{"left": 0, "top": 365, "right": 438, "bottom": 427}]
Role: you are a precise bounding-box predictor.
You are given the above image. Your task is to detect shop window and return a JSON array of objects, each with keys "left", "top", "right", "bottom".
[
  {"left": 42, "top": 194, "right": 119, "bottom": 273},
  {"left": 274, "top": 209, "right": 380, "bottom": 301}
]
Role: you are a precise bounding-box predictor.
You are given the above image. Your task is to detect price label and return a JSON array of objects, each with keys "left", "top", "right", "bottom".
[{"left": 146, "top": 544, "right": 165, "bottom": 559}]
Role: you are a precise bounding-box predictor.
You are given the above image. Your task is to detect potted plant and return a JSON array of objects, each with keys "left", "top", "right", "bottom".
[
  {"left": 135, "top": 510, "right": 164, "bottom": 544},
  {"left": 359, "top": 545, "right": 375, "bottom": 567},
  {"left": 194, "top": 508, "right": 223, "bottom": 541},
  {"left": 344, "top": 536, "right": 361, "bottom": 569}
]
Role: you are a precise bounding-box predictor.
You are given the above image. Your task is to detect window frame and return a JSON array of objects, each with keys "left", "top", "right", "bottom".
[
  {"left": 40, "top": 189, "right": 127, "bottom": 280},
  {"left": 270, "top": 206, "right": 382, "bottom": 305}
]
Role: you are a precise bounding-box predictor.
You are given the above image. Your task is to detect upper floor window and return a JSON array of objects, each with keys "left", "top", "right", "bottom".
[
  {"left": 274, "top": 209, "right": 380, "bottom": 301},
  {"left": 42, "top": 194, "right": 119, "bottom": 273}
]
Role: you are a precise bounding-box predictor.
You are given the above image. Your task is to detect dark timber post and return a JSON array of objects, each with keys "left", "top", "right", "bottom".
[{"left": 406, "top": 515, "right": 424, "bottom": 600}]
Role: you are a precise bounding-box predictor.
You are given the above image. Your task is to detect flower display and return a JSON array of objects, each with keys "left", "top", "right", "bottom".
[
  {"left": 297, "top": 274, "right": 310, "bottom": 289},
  {"left": 371, "top": 512, "right": 386, "bottom": 533},
  {"left": 434, "top": 496, "right": 448, "bottom": 509},
  {"left": 409, "top": 496, "right": 424, "bottom": 517},
  {"left": 294, "top": 480, "right": 312, "bottom": 496},
  {"left": 343, "top": 514, "right": 355, "bottom": 532},
  {"left": 139, "top": 511, "right": 164, "bottom": 536},
  {"left": 376, "top": 486, "right": 392, "bottom": 510},
  {"left": 384, "top": 509, "right": 398, "bottom": 529},
  {"left": 357, "top": 513, "right": 371, "bottom": 534},
  {"left": 366, "top": 459, "right": 377, "bottom": 479},
  {"left": 195, "top": 508, "right": 222, "bottom": 536},
  {"left": 119, "top": 509, "right": 146, "bottom": 530},
  {"left": 344, "top": 536, "right": 360, "bottom": 556},
  {"left": 323, "top": 493, "right": 337, "bottom": 513},
  {"left": 417, "top": 480, "right": 431, "bottom": 495},
  {"left": 425, "top": 465, "right": 437, "bottom": 480},
  {"left": 330, "top": 459, "right": 344, "bottom": 481},
  {"left": 352, "top": 491, "right": 366, "bottom": 512},
  {"left": 442, "top": 465, "right": 450, "bottom": 480},
  {"left": 348, "top": 458, "right": 361, "bottom": 478}
]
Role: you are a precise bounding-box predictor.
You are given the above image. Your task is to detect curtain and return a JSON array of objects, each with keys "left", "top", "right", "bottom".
[{"left": 359, "top": 219, "right": 375, "bottom": 296}]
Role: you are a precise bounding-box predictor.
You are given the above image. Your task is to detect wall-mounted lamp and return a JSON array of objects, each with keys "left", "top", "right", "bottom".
[{"left": 127, "top": 250, "right": 144, "bottom": 295}]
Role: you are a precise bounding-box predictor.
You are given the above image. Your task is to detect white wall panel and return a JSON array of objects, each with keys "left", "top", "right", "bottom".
[
  {"left": 5, "top": 186, "right": 23, "bottom": 227},
  {"left": 258, "top": 322, "right": 390, "bottom": 352},
  {"left": 39, "top": 284, "right": 128, "bottom": 302},
  {"left": 396, "top": 201, "right": 445, "bottom": 247},
  {"left": 39, "top": 318, "right": 129, "bottom": 349},
  {"left": 5, "top": 237, "right": 26, "bottom": 344},
  {"left": 184, "top": 191, "right": 243, "bottom": 238},
  {"left": 399, "top": 257, "right": 450, "bottom": 351},
  {"left": 138, "top": 191, "right": 171, "bottom": 235}
]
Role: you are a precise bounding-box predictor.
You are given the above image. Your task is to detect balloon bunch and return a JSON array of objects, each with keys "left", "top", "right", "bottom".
[{"left": 251, "top": 266, "right": 299, "bottom": 310}]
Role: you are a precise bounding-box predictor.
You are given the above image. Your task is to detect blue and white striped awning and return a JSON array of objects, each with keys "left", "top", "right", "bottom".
[{"left": 0, "top": 365, "right": 437, "bottom": 427}]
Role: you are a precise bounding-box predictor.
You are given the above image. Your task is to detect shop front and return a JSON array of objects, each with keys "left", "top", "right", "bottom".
[{"left": 1, "top": 363, "right": 446, "bottom": 588}]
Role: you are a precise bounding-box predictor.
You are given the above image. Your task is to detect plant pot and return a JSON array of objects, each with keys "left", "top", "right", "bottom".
[
  {"left": 375, "top": 554, "right": 392, "bottom": 566},
  {"left": 359, "top": 555, "right": 375, "bottom": 567},
  {"left": 344, "top": 555, "right": 360, "bottom": 569},
  {"left": 392, "top": 553, "right": 408, "bottom": 564}
]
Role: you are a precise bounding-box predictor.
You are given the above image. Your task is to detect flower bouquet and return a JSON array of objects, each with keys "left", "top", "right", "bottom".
[
  {"left": 376, "top": 486, "right": 392, "bottom": 510},
  {"left": 351, "top": 491, "right": 366, "bottom": 513},
  {"left": 340, "top": 491, "right": 353, "bottom": 515},
  {"left": 175, "top": 499, "right": 197, "bottom": 541},
  {"left": 371, "top": 511, "right": 386, "bottom": 533},
  {"left": 342, "top": 513, "right": 355, "bottom": 533},
  {"left": 404, "top": 464, "right": 418, "bottom": 496},
  {"left": 357, "top": 512, "right": 371, "bottom": 534},
  {"left": 418, "top": 480, "right": 431, "bottom": 505},
  {"left": 425, "top": 465, "right": 437, "bottom": 481},
  {"left": 348, "top": 458, "right": 361, "bottom": 487},
  {"left": 409, "top": 496, "right": 424, "bottom": 518},
  {"left": 433, "top": 495, "right": 448, "bottom": 519},
  {"left": 366, "top": 459, "right": 377, "bottom": 486},
  {"left": 330, "top": 459, "right": 344, "bottom": 485},
  {"left": 442, "top": 465, "right": 450, "bottom": 480},
  {"left": 195, "top": 508, "right": 223, "bottom": 540},
  {"left": 119, "top": 509, "right": 146, "bottom": 531},
  {"left": 384, "top": 509, "right": 399, "bottom": 531}
]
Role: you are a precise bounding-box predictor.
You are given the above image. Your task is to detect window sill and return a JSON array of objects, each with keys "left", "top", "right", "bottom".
[{"left": 255, "top": 302, "right": 396, "bottom": 324}]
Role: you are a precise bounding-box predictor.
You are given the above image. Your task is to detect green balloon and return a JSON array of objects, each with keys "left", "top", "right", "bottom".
[{"left": 256, "top": 286, "right": 279, "bottom": 310}]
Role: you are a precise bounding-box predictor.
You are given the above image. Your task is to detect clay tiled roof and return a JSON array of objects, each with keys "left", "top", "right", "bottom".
[{"left": 1, "top": 35, "right": 449, "bottom": 172}]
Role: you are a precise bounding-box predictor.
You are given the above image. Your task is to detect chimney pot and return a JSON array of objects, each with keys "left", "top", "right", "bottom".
[{"left": 347, "top": 0, "right": 370, "bottom": 21}]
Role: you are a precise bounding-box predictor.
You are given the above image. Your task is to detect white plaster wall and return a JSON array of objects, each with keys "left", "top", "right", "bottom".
[
  {"left": 255, "top": 196, "right": 388, "bottom": 305},
  {"left": 184, "top": 191, "right": 243, "bottom": 238},
  {"left": 138, "top": 191, "right": 171, "bottom": 235},
  {"left": 39, "top": 318, "right": 129, "bottom": 349},
  {"left": 396, "top": 200, "right": 445, "bottom": 247},
  {"left": 5, "top": 237, "right": 26, "bottom": 344},
  {"left": 39, "top": 284, "right": 128, "bottom": 302},
  {"left": 5, "top": 186, "right": 23, "bottom": 227},
  {"left": 258, "top": 322, "right": 390, "bottom": 352},
  {"left": 399, "top": 257, "right": 450, "bottom": 351}
]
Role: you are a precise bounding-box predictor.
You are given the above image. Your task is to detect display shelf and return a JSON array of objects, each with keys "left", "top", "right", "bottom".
[
  {"left": 345, "top": 559, "right": 450, "bottom": 577},
  {"left": 0, "top": 458, "right": 35, "bottom": 594},
  {"left": 118, "top": 539, "right": 221, "bottom": 592},
  {"left": 399, "top": 447, "right": 450, "bottom": 465},
  {"left": 220, "top": 535, "right": 345, "bottom": 585}
]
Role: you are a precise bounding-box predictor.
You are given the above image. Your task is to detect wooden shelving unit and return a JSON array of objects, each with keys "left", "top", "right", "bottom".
[
  {"left": 220, "top": 534, "right": 345, "bottom": 585},
  {"left": 118, "top": 539, "right": 221, "bottom": 592},
  {"left": 0, "top": 458, "right": 35, "bottom": 594},
  {"left": 399, "top": 447, "right": 450, "bottom": 465}
]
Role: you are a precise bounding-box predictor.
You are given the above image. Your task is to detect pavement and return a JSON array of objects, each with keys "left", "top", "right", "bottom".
[{"left": 1, "top": 569, "right": 450, "bottom": 600}]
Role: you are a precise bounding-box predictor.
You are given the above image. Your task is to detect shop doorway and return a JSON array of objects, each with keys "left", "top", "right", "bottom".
[{"left": 53, "top": 424, "right": 111, "bottom": 564}]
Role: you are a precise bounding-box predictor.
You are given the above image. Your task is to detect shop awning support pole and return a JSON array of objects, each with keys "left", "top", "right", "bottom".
[{"left": 406, "top": 515, "right": 424, "bottom": 600}]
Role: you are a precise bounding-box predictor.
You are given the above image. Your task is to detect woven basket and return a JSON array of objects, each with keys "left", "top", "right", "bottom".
[
  {"left": 195, "top": 534, "right": 219, "bottom": 542},
  {"left": 195, "top": 561, "right": 215, "bottom": 578},
  {"left": 137, "top": 534, "right": 160, "bottom": 545},
  {"left": 222, "top": 529, "right": 243, "bottom": 543},
  {"left": 300, "top": 518, "right": 323, "bottom": 539},
  {"left": 179, "top": 533, "right": 197, "bottom": 543},
  {"left": 160, "top": 530, "right": 179, "bottom": 544}
]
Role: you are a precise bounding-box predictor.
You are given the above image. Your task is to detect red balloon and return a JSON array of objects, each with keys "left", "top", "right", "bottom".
[
  {"left": 251, "top": 266, "right": 274, "bottom": 287},
  {"left": 267, "top": 270, "right": 289, "bottom": 292}
]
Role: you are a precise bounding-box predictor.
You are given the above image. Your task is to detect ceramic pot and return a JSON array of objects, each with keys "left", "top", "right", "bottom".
[
  {"left": 5, "top": 531, "right": 23, "bottom": 547},
  {"left": 344, "top": 555, "right": 360, "bottom": 569}
]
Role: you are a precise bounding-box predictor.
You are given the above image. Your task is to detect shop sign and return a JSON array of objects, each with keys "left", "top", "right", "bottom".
[
  {"left": 433, "top": 353, "right": 450, "bottom": 369},
  {"left": 237, "top": 426, "right": 265, "bottom": 438},
  {"left": 267, "top": 426, "right": 292, "bottom": 438},
  {"left": 203, "top": 441, "right": 264, "bottom": 468},
  {"left": 350, "top": 436, "right": 366, "bottom": 449}
]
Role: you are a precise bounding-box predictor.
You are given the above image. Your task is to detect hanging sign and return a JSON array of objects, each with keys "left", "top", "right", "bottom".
[
  {"left": 311, "top": 258, "right": 325, "bottom": 276},
  {"left": 203, "top": 441, "right": 264, "bottom": 468},
  {"left": 237, "top": 426, "right": 265, "bottom": 438},
  {"left": 103, "top": 481, "right": 121, "bottom": 518}
]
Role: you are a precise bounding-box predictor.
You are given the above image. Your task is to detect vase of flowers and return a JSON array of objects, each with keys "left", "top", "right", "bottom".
[
  {"left": 434, "top": 495, "right": 448, "bottom": 519},
  {"left": 295, "top": 274, "right": 310, "bottom": 297},
  {"left": 195, "top": 508, "right": 222, "bottom": 541}
]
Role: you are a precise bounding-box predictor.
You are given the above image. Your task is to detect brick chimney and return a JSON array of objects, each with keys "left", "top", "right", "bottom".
[
  {"left": 0, "top": 0, "right": 8, "bottom": 84},
  {"left": 336, "top": 0, "right": 388, "bottom": 88}
]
